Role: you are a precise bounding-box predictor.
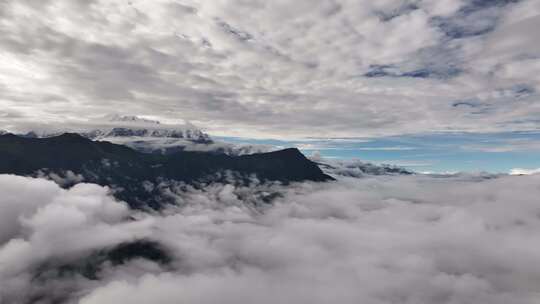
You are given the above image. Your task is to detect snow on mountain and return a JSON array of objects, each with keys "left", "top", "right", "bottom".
[
  {"left": 87, "top": 115, "right": 212, "bottom": 143},
  {"left": 13, "top": 115, "right": 270, "bottom": 155},
  {"left": 17, "top": 115, "right": 210, "bottom": 142},
  {"left": 106, "top": 114, "right": 162, "bottom": 125}
]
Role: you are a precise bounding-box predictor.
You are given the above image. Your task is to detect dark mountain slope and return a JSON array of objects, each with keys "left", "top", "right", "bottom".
[{"left": 0, "top": 133, "right": 333, "bottom": 208}]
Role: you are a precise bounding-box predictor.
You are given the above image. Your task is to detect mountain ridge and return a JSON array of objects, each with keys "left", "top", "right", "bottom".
[
  {"left": 6, "top": 115, "right": 275, "bottom": 155},
  {"left": 0, "top": 133, "right": 333, "bottom": 209}
]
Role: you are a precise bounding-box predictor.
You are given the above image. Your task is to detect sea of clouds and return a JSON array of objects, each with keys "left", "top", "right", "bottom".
[{"left": 2, "top": 172, "right": 540, "bottom": 303}]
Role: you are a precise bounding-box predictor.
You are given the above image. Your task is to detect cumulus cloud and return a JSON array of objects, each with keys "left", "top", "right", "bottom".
[
  {"left": 2, "top": 173, "right": 540, "bottom": 303},
  {"left": 0, "top": 0, "right": 538, "bottom": 138},
  {"left": 0, "top": 175, "right": 152, "bottom": 303}
]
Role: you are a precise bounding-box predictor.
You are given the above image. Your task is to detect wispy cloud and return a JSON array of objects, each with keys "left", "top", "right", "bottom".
[{"left": 357, "top": 146, "right": 417, "bottom": 151}]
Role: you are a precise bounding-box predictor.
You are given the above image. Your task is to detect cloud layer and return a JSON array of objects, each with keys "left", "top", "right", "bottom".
[
  {"left": 2, "top": 173, "right": 540, "bottom": 303},
  {"left": 0, "top": 0, "right": 539, "bottom": 138}
]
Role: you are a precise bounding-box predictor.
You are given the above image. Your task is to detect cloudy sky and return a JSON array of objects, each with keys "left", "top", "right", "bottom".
[{"left": 0, "top": 0, "right": 539, "bottom": 171}]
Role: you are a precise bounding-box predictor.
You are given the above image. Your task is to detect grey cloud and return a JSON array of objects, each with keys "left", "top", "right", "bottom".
[{"left": 0, "top": 0, "right": 538, "bottom": 138}]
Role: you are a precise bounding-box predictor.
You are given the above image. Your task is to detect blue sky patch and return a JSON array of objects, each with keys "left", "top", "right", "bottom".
[{"left": 218, "top": 131, "right": 540, "bottom": 174}]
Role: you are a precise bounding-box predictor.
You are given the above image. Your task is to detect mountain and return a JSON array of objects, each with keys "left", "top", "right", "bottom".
[
  {"left": 16, "top": 115, "right": 272, "bottom": 155},
  {"left": 315, "top": 159, "right": 413, "bottom": 177},
  {"left": 21, "top": 115, "right": 212, "bottom": 143},
  {"left": 86, "top": 115, "right": 211, "bottom": 143},
  {"left": 0, "top": 133, "right": 333, "bottom": 209}
]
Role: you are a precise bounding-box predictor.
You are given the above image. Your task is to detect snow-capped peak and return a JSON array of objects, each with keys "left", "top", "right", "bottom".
[
  {"left": 7, "top": 115, "right": 273, "bottom": 156},
  {"left": 105, "top": 114, "right": 161, "bottom": 125},
  {"left": 12, "top": 115, "right": 211, "bottom": 142},
  {"left": 82, "top": 115, "right": 212, "bottom": 142}
]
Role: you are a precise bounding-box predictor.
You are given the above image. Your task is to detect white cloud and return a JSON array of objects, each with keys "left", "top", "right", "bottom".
[
  {"left": 356, "top": 146, "right": 417, "bottom": 151},
  {"left": 422, "top": 0, "right": 464, "bottom": 17},
  {"left": 0, "top": 175, "right": 152, "bottom": 303},
  {"left": 3, "top": 173, "right": 540, "bottom": 303},
  {"left": 510, "top": 168, "right": 540, "bottom": 175}
]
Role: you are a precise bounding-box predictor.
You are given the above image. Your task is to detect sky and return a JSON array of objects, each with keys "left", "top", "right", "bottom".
[
  {"left": 0, "top": 0, "right": 539, "bottom": 172},
  {"left": 218, "top": 131, "right": 540, "bottom": 173}
]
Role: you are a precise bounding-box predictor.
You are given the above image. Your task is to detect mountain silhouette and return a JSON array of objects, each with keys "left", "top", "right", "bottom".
[{"left": 0, "top": 133, "right": 333, "bottom": 208}]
